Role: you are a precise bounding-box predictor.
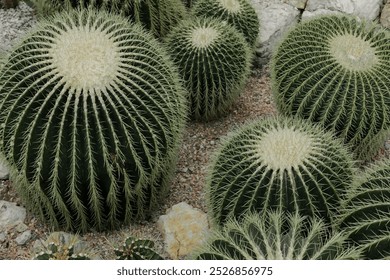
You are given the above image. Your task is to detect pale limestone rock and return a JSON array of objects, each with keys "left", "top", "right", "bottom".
[
  {"left": 302, "top": 8, "right": 343, "bottom": 20},
  {"left": 15, "top": 230, "right": 32, "bottom": 246},
  {"left": 283, "top": 0, "right": 308, "bottom": 9},
  {"left": 380, "top": 2, "right": 390, "bottom": 28},
  {"left": 0, "top": 162, "right": 9, "bottom": 180},
  {"left": 0, "top": 200, "right": 26, "bottom": 230},
  {"left": 306, "top": 0, "right": 383, "bottom": 20},
  {"left": 157, "top": 202, "right": 209, "bottom": 259}
]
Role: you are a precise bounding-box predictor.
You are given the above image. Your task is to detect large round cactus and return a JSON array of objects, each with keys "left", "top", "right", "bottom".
[
  {"left": 192, "top": 0, "right": 260, "bottom": 47},
  {"left": 338, "top": 160, "right": 390, "bottom": 259},
  {"left": 271, "top": 15, "right": 390, "bottom": 161},
  {"left": 0, "top": 9, "right": 187, "bottom": 232},
  {"left": 206, "top": 116, "right": 355, "bottom": 225},
  {"left": 193, "top": 211, "right": 361, "bottom": 260},
  {"left": 29, "top": 0, "right": 187, "bottom": 38},
  {"left": 165, "top": 16, "right": 251, "bottom": 120}
]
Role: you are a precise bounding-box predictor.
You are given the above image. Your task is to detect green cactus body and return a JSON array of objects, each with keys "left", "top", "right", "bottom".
[
  {"left": 30, "top": 0, "right": 187, "bottom": 38},
  {"left": 339, "top": 160, "right": 390, "bottom": 259},
  {"left": 114, "top": 236, "right": 163, "bottom": 260},
  {"left": 193, "top": 211, "right": 361, "bottom": 260},
  {"left": 206, "top": 117, "right": 355, "bottom": 226},
  {"left": 192, "top": 0, "right": 260, "bottom": 47},
  {"left": 271, "top": 15, "right": 390, "bottom": 161},
  {"left": 165, "top": 17, "right": 251, "bottom": 120},
  {"left": 0, "top": 9, "right": 187, "bottom": 232}
]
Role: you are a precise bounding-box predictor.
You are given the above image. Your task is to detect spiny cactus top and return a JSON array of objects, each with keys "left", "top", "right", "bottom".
[
  {"left": 271, "top": 15, "right": 390, "bottom": 161},
  {"left": 165, "top": 16, "right": 251, "bottom": 120},
  {"left": 206, "top": 116, "right": 355, "bottom": 225},
  {"left": 114, "top": 236, "right": 163, "bottom": 260},
  {"left": 338, "top": 160, "right": 390, "bottom": 259},
  {"left": 192, "top": 0, "right": 259, "bottom": 47},
  {"left": 30, "top": 0, "right": 187, "bottom": 38},
  {"left": 0, "top": 9, "right": 187, "bottom": 232},
  {"left": 193, "top": 211, "right": 362, "bottom": 260}
]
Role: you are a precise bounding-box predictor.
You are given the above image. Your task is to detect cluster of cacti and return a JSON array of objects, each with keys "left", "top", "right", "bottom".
[
  {"left": 193, "top": 211, "right": 361, "bottom": 260},
  {"left": 271, "top": 15, "right": 390, "bottom": 161},
  {"left": 34, "top": 234, "right": 91, "bottom": 260},
  {"left": 0, "top": 9, "right": 186, "bottom": 232},
  {"left": 114, "top": 236, "right": 163, "bottom": 260},
  {"left": 192, "top": 0, "right": 259, "bottom": 47},
  {"left": 29, "top": 0, "right": 187, "bottom": 38},
  {"left": 165, "top": 16, "right": 251, "bottom": 120},
  {"left": 206, "top": 116, "right": 355, "bottom": 226},
  {"left": 338, "top": 160, "right": 390, "bottom": 259}
]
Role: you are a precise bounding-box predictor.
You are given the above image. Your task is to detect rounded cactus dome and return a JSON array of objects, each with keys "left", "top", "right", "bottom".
[
  {"left": 0, "top": 9, "right": 187, "bottom": 232},
  {"left": 192, "top": 0, "right": 260, "bottom": 47},
  {"left": 194, "top": 211, "right": 361, "bottom": 260},
  {"left": 271, "top": 15, "right": 390, "bottom": 161},
  {"left": 339, "top": 160, "right": 390, "bottom": 259},
  {"left": 165, "top": 17, "right": 251, "bottom": 120},
  {"left": 206, "top": 117, "right": 355, "bottom": 225}
]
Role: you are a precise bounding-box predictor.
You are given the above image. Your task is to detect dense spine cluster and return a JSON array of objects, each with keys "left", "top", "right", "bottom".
[
  {"left": 165, "top": 16, "right": 251, "bottom": 120},
  {"left": 0, "top": 9, "right": 187, "bottom": 232},
  {"left": 192, "top": 0, "right": 260, "bottom": 47},
  {"left": 338, "top": 160, "right": 390, "bottom": 259},
  {"left": 194, "top": 211, "right": 361, "bottom": 260},
  {"left": 271, "top": 15, "right": 390, "bottom": 160},
  {"left": 206, "top": 117, "right": 355, "bottom": 225},
  {"left": 114, "top": 236, "right": 163, "bottom": 260}
]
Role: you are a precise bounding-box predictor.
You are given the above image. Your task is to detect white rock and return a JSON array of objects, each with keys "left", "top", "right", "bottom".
[
  {"left": 251, "top": 0, "right": 301, "bottom": 65},
  {"left": 157, "top": 202, "right": 209, "bottom": 259},
  {"left": 0, "top": 162, "right": 9, "bottom": 180},
  {"left": 15, "top": 230, "right": 31, "bottom": 245},
  {"left": 0, "top": 232, "right": 6, "bottom": 243},
  {"left": 0, "top": 200, "right": 26, "bottom": 230},
  {"left": 306, "top": 0, "right": 383, "bottom": 20},
  {"left": 381, "top": 2, "right": 390, "bottom": 28},
  {"left": 302, "top": 8, "right": 343, "bottom": 20},
  {"left": 283, "top": 0, "right": 308, "bottom": 9}
]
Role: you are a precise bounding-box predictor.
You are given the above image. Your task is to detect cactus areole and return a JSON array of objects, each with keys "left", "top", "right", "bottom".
[{"left": 0, "top": 10, "right": 186, "bottom": 232}]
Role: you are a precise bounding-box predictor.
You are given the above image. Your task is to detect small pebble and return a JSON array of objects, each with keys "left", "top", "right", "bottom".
[{"left": 15, "top": 230, "right": 32, "bottom": 246}]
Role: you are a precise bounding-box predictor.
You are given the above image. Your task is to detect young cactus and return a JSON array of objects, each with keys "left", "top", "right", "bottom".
[
  {"left": 29, "top": 0, "right": 187, "bottom": 38},
  {"left": 114, "top": 236, "right": 163, "bottom": 260},
  {"left": 338, "top": 160, "right": 390, "bottom": 259},
  {"left": 193, "top": 211, "right": 362, "bottom": 260},
  {"left": 165, "top": 16, "right": 252, "bottom": 120},
  {"left": 34, "top": 233, "right": 91, "bottom": 260},
  {"left": 192, "top": 0, "right": 260, "bottom": 47},
  {"left": 0, "top": 9, "right": 187, "bottom": 232},
  {"left": 206, "top": 116, "right": 355, "bottom": 226},
  {"left": 271, "top": 15, "right": 390, "bottom": 161}
]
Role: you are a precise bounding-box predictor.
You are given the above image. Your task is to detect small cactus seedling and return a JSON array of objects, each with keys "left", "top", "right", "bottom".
[
  {"left": 34, "top": 233, "right": 91, "bottom": 260},
  {"left": 165, "top": 16, "right": 251, "bottom": 120},
  {"left": 0, "top": 9, "right": 187, "bottom": 232},
  {"left": 206, "top": 116, "right": 355, "bottom": 226},
  {"left": 114, "top": 236, "right": 163, "bottom": 260},
  {"left": 338, "top": 160, "right": 390, "bottom": 259},
  {"left": 271, "top": 15, "right": 390, "bottom": 161},
  {"left": 193, "top": 211, "right": 361, "bottom": 260},
  {"left": 192, "top": 0, "right": 260, "bottom": 47},
  {"left": 29, "top": 0, "right": 187, "bottom": 38}
]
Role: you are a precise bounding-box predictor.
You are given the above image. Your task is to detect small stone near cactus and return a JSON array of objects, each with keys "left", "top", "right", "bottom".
[
  {"left": 192, "top": 0, "right": 260, "bottom": 47},
  {"left": 165, "top": 16, "right": 251, "bottom": 120},
  {"left": 271, "top": 15, "right": 390, "bottom": 161},
  {"left": 206, "top": 116, "right": 355, "bottom": 226},
  {"left": 338, "top": 159, "right": 390, "bottom": 259},
  {"left": 114, "top": 236, "right": 163, "bottom": 260},
  {"left": 193, "top": 211, "right": 362, "bottom": 260}
]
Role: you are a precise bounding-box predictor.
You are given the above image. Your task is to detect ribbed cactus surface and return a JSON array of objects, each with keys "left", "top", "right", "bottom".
[
  {"left": 192, "top": 0, "right": 260, "bottom": 47},
  {"left": 339, "top": 160, "right": 390, "bottom": 259},
  {"left": 206, "top": 117, "right": 355, "bottom": 225},
  {"left": 194, "top": 211, "right": 361, "bottom": 260},
  {"left": 114, "top": 236, "right": 163, "bottom": 260},
  {"left": 0, "top": 9, "right": 186, "bottom": 232},
  {"left": 165, "top": 17, "right": 251, "bottom": 120},
  {"left": 30, "top": 0, "right": 187, "bottom": 38},
  {"left": 271, "top": 15, "right": 390, "bottom": 161}
]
